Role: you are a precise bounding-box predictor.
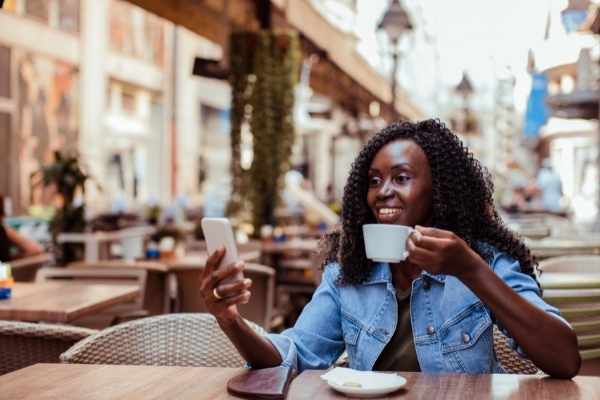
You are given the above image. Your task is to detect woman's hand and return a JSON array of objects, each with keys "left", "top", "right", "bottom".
[
  {"left": 406, "top": 226, "right": 482, "bottom": 279},
  {"left": 199, "top": 247, "right": 253, "bottom": 324}
]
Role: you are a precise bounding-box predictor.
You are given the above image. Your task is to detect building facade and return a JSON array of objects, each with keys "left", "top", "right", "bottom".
[{"left": 0, "top": 0, "right": 230, "bottom": 214}]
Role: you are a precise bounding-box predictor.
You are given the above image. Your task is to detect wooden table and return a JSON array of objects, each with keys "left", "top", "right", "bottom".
[
  {"left": 2, "top": 364, "right": 600, "bottom": 400},
  {"left": 0, "top": 282, "right": 140, "bottom": 323},
  {"left": 68, "top": 251, "right": 261, "bottom": 314},
  {"left": 289, "top": 370, "right": 600, "bottom": 399}
]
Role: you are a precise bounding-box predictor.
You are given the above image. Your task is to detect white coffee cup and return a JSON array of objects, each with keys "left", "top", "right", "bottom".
[{"left": 362, "top": 224, "right": 414, "bottom": 263}]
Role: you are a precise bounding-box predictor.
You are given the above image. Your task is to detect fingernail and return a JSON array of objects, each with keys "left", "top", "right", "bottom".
[
  {"left": 414, "top": 231, "right": 423, "bottom": 242},
  {"left": 244, "top": 278, "right": 252, "bottom": 286}
]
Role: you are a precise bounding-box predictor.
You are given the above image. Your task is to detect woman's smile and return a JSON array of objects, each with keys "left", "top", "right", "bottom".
[{"left": 376, "top": 207, "right": 404, "bottom": 223}]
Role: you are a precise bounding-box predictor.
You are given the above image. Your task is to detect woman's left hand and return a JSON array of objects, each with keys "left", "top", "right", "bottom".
[{"left": 406, "top": 225, "right": 483, "bottom": 279}]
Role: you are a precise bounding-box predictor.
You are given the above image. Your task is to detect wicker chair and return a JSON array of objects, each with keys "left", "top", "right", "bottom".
[
  {"left": 0, "top": 320, "right": 96, "bottom": 375},
  {"left": 493, "top": 325, "right": 539, "bottom": 374},
  {"left": 61, "top": 313, "right": 265, "bottom": 367}
]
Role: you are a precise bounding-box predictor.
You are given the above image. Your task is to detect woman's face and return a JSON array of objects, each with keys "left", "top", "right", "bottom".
[{"left": 366, "top": 139, "right": 433, "bottom": 226}]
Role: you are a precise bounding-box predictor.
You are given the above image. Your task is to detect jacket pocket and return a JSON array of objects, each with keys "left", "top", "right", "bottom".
[
  {"left": 341, "top": 311, "right": 362, "bottom": 346},
  {"left": 439, "top": 302, "right": 494, "bottom": 373}
]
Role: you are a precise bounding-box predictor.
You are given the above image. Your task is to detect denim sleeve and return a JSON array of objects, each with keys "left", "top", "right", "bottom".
[
  {"left": 264, "top": 264, "right": 345, "bottom": 372},
  {"left": 491, "top": 252, "right": 570, "bottom": 356}
]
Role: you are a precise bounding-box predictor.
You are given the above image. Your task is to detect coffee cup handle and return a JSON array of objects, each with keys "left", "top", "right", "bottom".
[{"left": 402, "top": 227, "right": 416, "bottom": 261}]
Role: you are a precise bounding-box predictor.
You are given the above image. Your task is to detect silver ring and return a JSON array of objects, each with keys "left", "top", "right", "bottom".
[{"left": 213, "top": 288, "right": 223, "bottom": 300}]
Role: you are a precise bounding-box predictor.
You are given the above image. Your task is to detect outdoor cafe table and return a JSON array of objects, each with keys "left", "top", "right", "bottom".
[
  {"left": 69, "top": 250, "right": 260, "bottom": 314},
  {"left": 0, "top": 282, "right": 140, "bottom": 323},
  {"left": 2, "top": 364, "right": 600, "bottom": 399}
]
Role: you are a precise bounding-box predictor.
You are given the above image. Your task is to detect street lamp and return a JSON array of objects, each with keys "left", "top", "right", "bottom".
[
  {"left": 377, "top": 0, "right": 413, "bottom": 117},
  {"left": 454, "top": 71, "right": 475, "bottom": 133}
]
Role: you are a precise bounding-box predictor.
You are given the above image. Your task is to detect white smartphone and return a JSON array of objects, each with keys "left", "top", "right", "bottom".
[{"left": 201, "top": 218, "right": 242, "bottom": 280}]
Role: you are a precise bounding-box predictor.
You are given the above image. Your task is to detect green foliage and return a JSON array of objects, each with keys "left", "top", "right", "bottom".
[
  {"left": 228, "top": 31, "right": 300, "bottom": 235},
  {"left": 34, "top": 151, "right": 90, "bottom": 206},
  {"left": 33, "top": 151, "right": 93, "bottom": 263}
]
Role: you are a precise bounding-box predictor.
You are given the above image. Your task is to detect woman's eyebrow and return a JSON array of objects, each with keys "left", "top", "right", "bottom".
[
  {"left": 368, "top": 168, "right": 380, "bottom": 174},
  {"left": 390, "top": 163, "right": 412, "bottom": 171}
]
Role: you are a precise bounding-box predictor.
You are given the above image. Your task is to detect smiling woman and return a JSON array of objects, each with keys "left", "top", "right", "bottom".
[
  {"left": 366, "top": 140, "right": 432, "bottom": 227},
  {"left": 200, "top": 119, "right": 581, "bottom": 380}
]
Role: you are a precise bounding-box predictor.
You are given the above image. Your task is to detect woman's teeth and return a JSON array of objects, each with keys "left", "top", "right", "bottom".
[{"left": 379, "top": 208, "right": 401, "bottom": 217}]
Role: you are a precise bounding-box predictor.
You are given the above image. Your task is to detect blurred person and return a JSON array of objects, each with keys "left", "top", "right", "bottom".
[
  {"left": 199, "top": 120, "right": 579, "bottom": 378},
  {"left": 535, "top": 159, "right": 563, "bottom": 212},
  {"left": 502, "top": 160, "right": 535, "bottom": 212},
  {"left": 0, "top": 206, "right": 44, "bottom": 262}
]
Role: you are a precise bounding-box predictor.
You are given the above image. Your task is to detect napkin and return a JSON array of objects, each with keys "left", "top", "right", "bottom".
[{"left": 320, "top": 367, "right": 402, "bottom": 389}]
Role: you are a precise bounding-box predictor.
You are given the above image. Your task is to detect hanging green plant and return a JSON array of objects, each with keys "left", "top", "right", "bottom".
[{"left": 228, "top": 30, "right": 300, "bottom": 235}]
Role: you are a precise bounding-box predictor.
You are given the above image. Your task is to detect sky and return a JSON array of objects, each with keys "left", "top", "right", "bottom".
[{"left": 353, "top": 0, "right": 567, "bottom": 114}]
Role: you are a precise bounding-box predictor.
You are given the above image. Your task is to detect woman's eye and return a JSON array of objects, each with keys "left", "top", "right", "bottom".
[
  {"left": 393, "top": 175, "right": 410, "bottom": 184},
  {"left": 369, "top": 177, "right": 382, "bottom": 186}
]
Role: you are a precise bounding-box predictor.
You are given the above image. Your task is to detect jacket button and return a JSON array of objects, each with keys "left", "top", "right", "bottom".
[
  {"left": 462, "top": 333, "right": 470, "bottom": 343},
  {"left": 422, "top": 279, "right": 431, "bottom": 290},
  {"left": 426, "top": 325, "right": 435, "bottom": 335}
]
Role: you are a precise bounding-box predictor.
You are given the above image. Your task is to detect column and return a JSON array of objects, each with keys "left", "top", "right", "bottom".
[{"left": 79, "top": 0, "right": 109, "bottom": 210}]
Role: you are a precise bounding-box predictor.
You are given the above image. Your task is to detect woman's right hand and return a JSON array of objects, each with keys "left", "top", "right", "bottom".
[{"left": 200, "top": 247, "right": 253, "bottom": 324}]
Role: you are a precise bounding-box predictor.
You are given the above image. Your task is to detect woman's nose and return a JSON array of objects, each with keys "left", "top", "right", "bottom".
[{"left": 376, "top": 179, "right": 394, "bottom": 199}]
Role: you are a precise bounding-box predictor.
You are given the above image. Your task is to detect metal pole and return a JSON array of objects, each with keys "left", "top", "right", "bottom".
[{"left": 391, "top": 46, "right": 399, "bottom": 120}]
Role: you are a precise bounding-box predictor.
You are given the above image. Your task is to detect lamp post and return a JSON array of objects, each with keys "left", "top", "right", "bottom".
[
  {"left": 454, "top": 72, "right": 475, "bottom": 133},
  {"left": 377, "top": 0, "right": 413, "bottom": 118}
]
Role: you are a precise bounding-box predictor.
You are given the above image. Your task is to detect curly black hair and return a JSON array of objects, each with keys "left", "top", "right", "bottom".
[{"left": 321, "top": 119, "right": 536, "bottom": 285}]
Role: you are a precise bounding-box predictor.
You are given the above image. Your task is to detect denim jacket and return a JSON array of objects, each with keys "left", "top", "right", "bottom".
[{"left": 265, "top": 250, "right": 566, "bottom": 373}]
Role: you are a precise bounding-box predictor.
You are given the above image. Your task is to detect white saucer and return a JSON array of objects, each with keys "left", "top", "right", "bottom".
[{"left": 321, "top": 368, "right": 407, "bottom": 398}]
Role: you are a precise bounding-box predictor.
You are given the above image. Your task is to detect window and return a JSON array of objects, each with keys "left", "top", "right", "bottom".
[
  {"left": 109, "top": 0, "right": 165, "bottom": 66},
  {"left": 10, "top": 1, "right": 80, "bottom": 33},
  {"left": 24, "top": 0, "right": 49, "bottom": 23},
  {"left": 58, "top": 0, "right": 80, "bottom": 33}
]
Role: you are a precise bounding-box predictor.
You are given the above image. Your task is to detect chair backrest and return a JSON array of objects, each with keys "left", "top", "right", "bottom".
[
  {"left": 539, "top": 255, "right": 600, "bottom": 273},
  {"left": 36, "top": 267, "right": 148, "bottom": 309},
  {"left": 237, "top": 263, "right": 275, "bottom": 329},
  {"left": 0, "top": 320, "right": 96, "bottom": 375},
  {"left": 179, "top": 263, "right": 275, "bottom": 330},
  {"left": 60, "top": 313, "right": 265, "bottom": 367},
  {"left": 493, "top": 326, "right": 539, "bottom": 374},
  {"left": 10, "top": 253, "right": 53, "bottom": 282}
]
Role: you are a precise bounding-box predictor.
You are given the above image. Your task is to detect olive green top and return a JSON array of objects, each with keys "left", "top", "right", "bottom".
[{"left": 373, "top": 288, "right": 421, "bottom": 372}]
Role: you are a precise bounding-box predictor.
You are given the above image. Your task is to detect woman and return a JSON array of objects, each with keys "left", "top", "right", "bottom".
[{"left": 200, "top": 120, "right": 580, "bottom": 378}]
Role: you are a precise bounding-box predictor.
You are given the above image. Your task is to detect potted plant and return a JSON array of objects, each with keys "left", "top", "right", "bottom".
[{"left": 32, "top": 151, "right": 92, "bottom": 263}]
